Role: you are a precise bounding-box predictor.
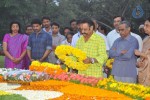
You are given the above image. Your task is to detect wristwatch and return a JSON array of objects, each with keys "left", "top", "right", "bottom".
[{"left": 91, "top": 58, "right": 94, "bottom": 64}]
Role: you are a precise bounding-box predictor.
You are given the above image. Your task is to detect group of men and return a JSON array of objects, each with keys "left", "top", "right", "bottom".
[{"left": 26, "top": 16, "right": 144, "bottom": 84}]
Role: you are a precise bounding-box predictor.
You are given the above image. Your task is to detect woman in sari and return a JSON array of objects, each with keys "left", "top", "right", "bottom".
[
  {"left": 3, "top": 21, "right": 28, "bottom": 69},
  {"left": 135, "top": 17, "right": 150, "bottom": 86}
]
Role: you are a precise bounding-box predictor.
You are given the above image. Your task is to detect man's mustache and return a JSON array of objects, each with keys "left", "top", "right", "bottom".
[{"left": 81, "top": 33, "right": 86, "bottom": 35}]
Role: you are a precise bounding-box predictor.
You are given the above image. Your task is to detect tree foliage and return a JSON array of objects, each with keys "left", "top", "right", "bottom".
[{"left": 0, "top": 0, "right": 149, "bottom": 40}]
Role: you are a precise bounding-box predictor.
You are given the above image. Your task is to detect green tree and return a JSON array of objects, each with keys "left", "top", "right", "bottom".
[{"left": 0, "top": 0, "right": 149, "bottom": 41}]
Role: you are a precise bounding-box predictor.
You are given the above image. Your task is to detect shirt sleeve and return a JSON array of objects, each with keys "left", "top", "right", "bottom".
[
  {"left": 109, "top": 40, "right": 121, "bottom": 58},
  {"left": 95, "top": 38, "right": 108, "bottom": 66},
  {"left": 119, "top": 39, "right": 139, "bottom": 60},
  {"left": 61, "top": 35, "right": 66, "bottom": 43},
  {"left": 104, "top": 37, "right": 109, "bottom": 51},
  {"left": 3, "top": 34, "right": 9, "bottom": 43},
  {"left": 99, "top": 33, "right": 109, "bottom": 50},
  {"left": 71, "top": 35, "right": 76, "bottom": 47},
  {"left": 137, "top": 35, "right": 143, "bottom": 52},
  {"left": 27, "top": 35, "right": 32, "bottom": 50},
  {"left": 61, "top": 40, "right": 66, "bottom": 45},
  {"left": 46, "top": 34, "right": 52, "bottom": 50},
  {"left": 106, "top": 33, "right": 111, "bottom": 49}
]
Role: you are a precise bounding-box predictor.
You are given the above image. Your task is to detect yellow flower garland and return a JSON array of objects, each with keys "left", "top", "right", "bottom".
[
  {"left": 30, "top": 61, "right": 60, "bottom": 70},
  {"left": 97, "top": 76, "right": 150, "bottom": 99},
  {"left": 55, "top": 45, "right": 89, "bottom": 71},
  {"left": 29, "top": 61, "right": 66, "bottom": 74}
]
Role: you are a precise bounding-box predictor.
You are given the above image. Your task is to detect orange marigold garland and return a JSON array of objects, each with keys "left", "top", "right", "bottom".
[
  {"left": 15, "top": 80, "right": 132, "bottom": 100},
  {"left": 29, "top": 61, "right": 66, "bottom": 75}
]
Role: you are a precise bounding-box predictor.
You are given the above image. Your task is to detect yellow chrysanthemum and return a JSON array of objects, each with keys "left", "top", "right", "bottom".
[
  {"left": 97, "top": 76, "right": 150, "bottom": 99},
  {"left": 30, "top": 61, "right": 61, "bottom": 71},
  {"left": 31, "top": 61, "right": 41, "bottom": 66},
  {"left": 105, "top": 59, "right": 114, "bottom": 69}
]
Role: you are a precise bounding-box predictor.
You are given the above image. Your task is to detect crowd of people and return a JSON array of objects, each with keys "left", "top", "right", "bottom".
[{"left": 1, "top": 16, "right": 150, "bottom": 86}]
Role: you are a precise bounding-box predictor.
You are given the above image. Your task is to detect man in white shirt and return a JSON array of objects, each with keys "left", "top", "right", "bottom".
[
  {"left": 107, "top": 16, "right": 142, "bottom": 51},
  {"left": 71, "top": 20, "right": 82, "bottom": 47},
  {"left": 107, "top": 16, "right": 124, "bottom": 48}
]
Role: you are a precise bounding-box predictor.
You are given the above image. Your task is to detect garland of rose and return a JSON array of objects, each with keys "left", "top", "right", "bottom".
[{"left": 55, "top": 45, "right": 90, "bottom": 71}]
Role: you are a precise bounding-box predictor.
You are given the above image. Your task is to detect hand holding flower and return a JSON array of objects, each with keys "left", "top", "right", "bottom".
[{"left": 83, "top": 57, "right": 91, "bottom": 64}]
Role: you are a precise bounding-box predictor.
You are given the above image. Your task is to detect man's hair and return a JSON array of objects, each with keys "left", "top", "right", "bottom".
[
  {"left": 64, "top": 27, "right": 72, "bottom": 31},
  {"left": 51, "top": 22, "right": 60, "bottom": 28},
  {"left": 25, "top": 25, "right": 32, "bottom": 30},
  {"left": 113, "top": 16, "right": 124, "bottom": 21},
  {"left": 66, "top": 31, "right": 74, "bottom": 38},
  {"left": 42, "top": 16, "right": 50, "bottom": 21},
  {"left": 119, "top": 21, "right": 131, "bottom": 28},
  {"left": 70, "top": 19, "right": 76, "bottom": 25},
  {"left": 80, "top": 18, "right": 95, "bottom": 30},
  {"left": 98, "top": 24, "right": 107, "bottom": 33},
  {"left": 31, "top": 18, "right": 42, "bottom": 25}
]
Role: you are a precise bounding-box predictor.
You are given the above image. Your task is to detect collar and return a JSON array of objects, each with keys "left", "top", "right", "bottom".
[
  {"left": 121, "top": 34, "right": 132, "bottom": 41},
  {"left": 114, "top": 29, "right": 120, "bottom": 34},
  {"left": 81, "top": 32, "right": 96, "bottom": 41},
  {"left": 33, "top": 30, "right": 44, "bottom": 35},
  {"left": 77, "top": 31, "right": 81, "bottom": 37},
  {"left": 43, "top": 28, "right": 52, "bottom": 33},
  {"left": 96, "top": 30, "right": 100, "bottom": 33},
  {"left": 52, "top": 32, "right": 61, "bottom": 37}
]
